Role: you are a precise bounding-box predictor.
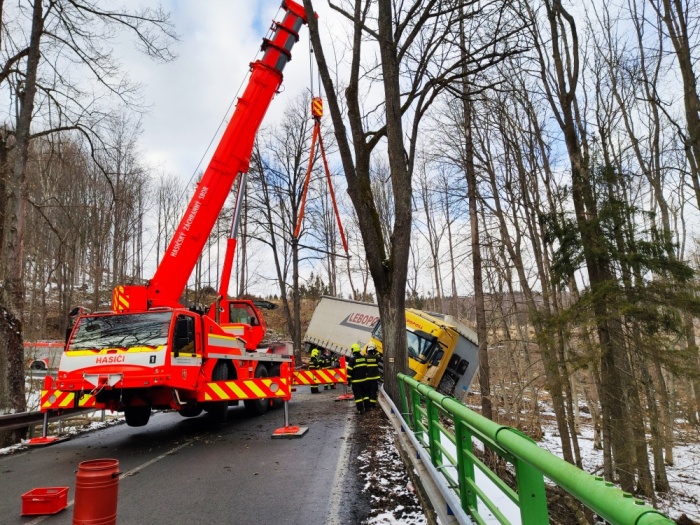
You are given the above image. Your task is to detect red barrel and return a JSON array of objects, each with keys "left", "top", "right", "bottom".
[{"left": 72, "top": 459, "right": 120, "bottom": 525}]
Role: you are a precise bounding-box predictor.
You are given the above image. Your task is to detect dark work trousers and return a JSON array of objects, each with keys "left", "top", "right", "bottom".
[
  {"left": 365, "top": 379, "right": 378, "bottom": 410},
  {"left": 351, "top": 381, "right": 368, "bottom": 413}
]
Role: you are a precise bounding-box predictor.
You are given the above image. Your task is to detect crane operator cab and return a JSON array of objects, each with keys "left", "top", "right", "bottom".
[{"left": 209, "top": 298, "right": 267, "bottom": 350}]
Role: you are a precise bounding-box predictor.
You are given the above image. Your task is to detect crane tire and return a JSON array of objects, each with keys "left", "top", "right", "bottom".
[
  {"left": 244, "top": 364, "right": 269, "bottom": 416},
  {"left": 206, "top": 362, "right": 229, "bottom": 423},
  {"left": 124, "top": 406, "right": 151, "bottom": 427},
  {"left": 179, "top": 404, "right": 203, "bottom": 418}
]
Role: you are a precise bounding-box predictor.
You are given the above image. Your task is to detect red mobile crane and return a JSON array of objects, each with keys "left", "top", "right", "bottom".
[{"left": 40, "top": 1, "right": 311, "bottom": 428}]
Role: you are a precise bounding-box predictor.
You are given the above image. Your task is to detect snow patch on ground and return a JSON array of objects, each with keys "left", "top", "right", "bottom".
[
  {"left": 539, "top": 423, "right": 700, "bottom": 521},
  {"left": 358, "top": 417, "right": 428, "bottom": 525}
]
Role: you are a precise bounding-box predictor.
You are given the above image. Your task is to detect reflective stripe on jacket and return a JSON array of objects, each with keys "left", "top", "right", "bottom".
[
  {"left": 347, "top": 354, "right": 367, "bottom": 383},
  {"left": 365, "top": 354, "right": 380, "bottom": 381},
  {"left": 309, "top": 356, "right": 321, "bottom": 370}
]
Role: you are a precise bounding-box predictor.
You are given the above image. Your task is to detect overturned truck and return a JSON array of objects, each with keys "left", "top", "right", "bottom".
[{"left": 303, "top": 296, "right": 479, "bottom": 399}]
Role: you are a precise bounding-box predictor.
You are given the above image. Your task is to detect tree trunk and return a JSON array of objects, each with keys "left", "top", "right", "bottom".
[
  {"left": 538, "top": 0, "right": 635, "bottom": 490},
  {"left": 685, "top": 313, "right": 700, "bottom": 423},
  {"left": 641, "top": 361, "right": 670, "bottom": 492},
  {"left": 464, "top": 92, "right": 492, "bottom": 421},
  {"left": 655, "top": 0, "right": 700, "bottom": 210},
  {"left": 0, "top": 0, "right": 43, "bottom": 421},
  {"left": 303, "top": 0, "right": 411, "bottom": 403}
]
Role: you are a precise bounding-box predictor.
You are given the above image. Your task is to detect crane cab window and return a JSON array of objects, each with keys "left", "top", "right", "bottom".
[
  {"left": 229, "top": 305, "right": 259, "bottom": 326},
  {"left": 173, "top": 315, "right": 197, "bottom": 356}
]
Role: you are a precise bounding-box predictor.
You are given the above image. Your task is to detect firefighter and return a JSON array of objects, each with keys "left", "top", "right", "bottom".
[
  {"left": 347, "top": 343, "right": 368, "bottom": 413},
  {"left": 309, "top": 348, "right": 321, "bottom": 394},
  {"left": 328, "top": 349, "right": 338, "bottom": 390},
  {"left": 365, "top": 343, "right": 380, "bottom": 410}
]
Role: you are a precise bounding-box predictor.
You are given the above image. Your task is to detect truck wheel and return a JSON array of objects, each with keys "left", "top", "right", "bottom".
[
  {"left": 244, "top": 364, "right": 269, "bottom": 416},
  {"left": 206, "top": 362, "right": 229, "bottom": 423},
  {"left": 269, "top": 364, "right": 283, "bottom": 409},
  {"left": 30, "top": 360, "right": 47, "bottom": 371},
  {"left": 124, "top": 406, "right": 151, "bottom": 427},
  {"left": 179, "top": 404, "right": 203, "bottom": 418}
]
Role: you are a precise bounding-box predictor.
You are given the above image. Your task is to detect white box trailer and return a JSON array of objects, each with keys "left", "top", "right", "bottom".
[{"left": 303, "top": 296, "right": 379, "bottom": 357}]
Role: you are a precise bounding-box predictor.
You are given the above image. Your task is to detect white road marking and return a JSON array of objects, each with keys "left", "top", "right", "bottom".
[
  {"left": 327, "top": 410, "right": 356, "bottom": 525},
  {"left": 25, "top": 440, "right": 192, "bottom": 525}
]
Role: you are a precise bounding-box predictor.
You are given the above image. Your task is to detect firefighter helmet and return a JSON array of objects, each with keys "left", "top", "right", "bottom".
[
  {"left": 366, "top": 343, "right": 377, "bottom": 354},
  {"left": 351, "top": 343, "right": 361, "bottom": 353},
  {"left": 311, "top": 348, "right": 320, "bottom": 358}
]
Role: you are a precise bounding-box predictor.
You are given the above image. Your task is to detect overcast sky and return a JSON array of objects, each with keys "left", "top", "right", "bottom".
[{"left": 129, "top": 0, "right": 329, "bottom": 183}]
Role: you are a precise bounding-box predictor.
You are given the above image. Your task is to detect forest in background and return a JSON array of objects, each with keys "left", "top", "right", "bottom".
[{"left": 2, "top": 0, "right": 700, "bottom": 518}]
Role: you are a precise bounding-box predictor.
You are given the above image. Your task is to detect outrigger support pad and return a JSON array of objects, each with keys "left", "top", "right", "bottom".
[
  {"left": 335, "top": 381, "right": 354, "bottom": 401},
  {"left": 272, "top": 400, "right": 308, "bottom": 439},
  {"left": 25, "top": 411, "right": 70, "bottom": 446},
  {"left": 26, "top": 436, "right": 69, "bottom": 447}
]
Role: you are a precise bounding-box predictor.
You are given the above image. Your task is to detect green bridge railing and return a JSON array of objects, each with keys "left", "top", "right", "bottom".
[{"left": 397, "top": 374, "right": 674, "bottom": 525}]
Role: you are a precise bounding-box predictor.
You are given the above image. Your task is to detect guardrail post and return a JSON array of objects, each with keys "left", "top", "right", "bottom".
[
  {"left": 515, "top": 457, "right": 549, "bottom": 525},
  {"left": 41, "top": 411, "right": 49, "bottom": 438},
  {"left": 398, "top": 376, "right": 410, "bottom": 424},
  {"left": 426, "top": 399, "right": 441, "bottom": 464},
  {"left": 455, "top": 421, "right": 478, "bottom": 513},
  {"left": 410, "top": 386, "right": 423, "bottom": 438}
]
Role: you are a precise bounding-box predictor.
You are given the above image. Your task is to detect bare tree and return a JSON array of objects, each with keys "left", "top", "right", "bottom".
[
  {"left": 304, "top": 0, "right": 519, "bottom": 400},
  {"left": 0, "top": 0, "right": 175, "bottom": 443}
]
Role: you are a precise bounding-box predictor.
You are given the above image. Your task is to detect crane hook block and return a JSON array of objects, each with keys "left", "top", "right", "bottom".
[{"left": 312, "top": 97, "right": 323, "bottom": 118}]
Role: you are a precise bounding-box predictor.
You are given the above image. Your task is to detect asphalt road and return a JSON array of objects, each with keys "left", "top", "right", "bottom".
[{"left": 1, "top": 387, "right": 364, "bottom": 525}]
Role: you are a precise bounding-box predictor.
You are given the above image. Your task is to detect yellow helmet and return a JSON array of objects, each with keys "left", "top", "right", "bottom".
[
  {"left": 311, "top": 348, "right": 319, "bottom": 357},
  {"left": 351, "top": 343, "right": 361, "bottom": 353}
]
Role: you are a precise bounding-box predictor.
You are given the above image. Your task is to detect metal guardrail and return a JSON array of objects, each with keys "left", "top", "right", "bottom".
[
  {"left": 0, "top": 409, "right": 92, "bottom": 432},
  {"left": 397, "top": 374, "right": 674, "bottom": 525}
]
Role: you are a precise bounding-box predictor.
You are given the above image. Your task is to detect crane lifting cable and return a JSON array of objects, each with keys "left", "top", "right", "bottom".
[{"left": 293, "top": 96, "right": 349, "bottom": 256}]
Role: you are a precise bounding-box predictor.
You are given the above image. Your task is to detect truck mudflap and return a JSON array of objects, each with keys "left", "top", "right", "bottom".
[
  {"left": 198, "top": 377, "right": 292, "bottom": 403},
  {"left": 292, "top": 365, "right": 347, "bottom": 387}
]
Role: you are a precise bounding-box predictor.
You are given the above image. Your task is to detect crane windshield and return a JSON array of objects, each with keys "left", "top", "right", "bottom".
[{"left": 68, "top": 312, "right": 172, "bottom": 351}]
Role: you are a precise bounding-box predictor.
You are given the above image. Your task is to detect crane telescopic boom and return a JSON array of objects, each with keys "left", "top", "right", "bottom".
[{"left": 113, "top": 0, "right": 308, "bottom": 311}]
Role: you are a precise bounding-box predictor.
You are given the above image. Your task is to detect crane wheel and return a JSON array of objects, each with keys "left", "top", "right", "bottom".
[
  {"left": 206, "top": 362, "right": 229, "bottom": 423},
  {"left": 30, "top": 360, "right": 47, "bottom": 371},
  {"left": 179, "top": 404, "right": 203, "bottom": 418},
  {"left": 244, "top": 364, "right": 269, "bottom": 416},
  {"left": 124, "top": 406, "right": 151, "bottom": 427}
]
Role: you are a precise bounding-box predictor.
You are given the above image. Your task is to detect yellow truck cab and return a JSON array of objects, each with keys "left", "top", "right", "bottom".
[{"left": 368, "top": 308, "right": 478, "bottom": 398}]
